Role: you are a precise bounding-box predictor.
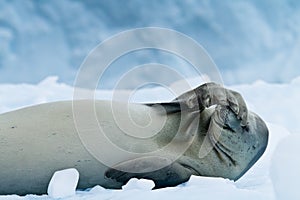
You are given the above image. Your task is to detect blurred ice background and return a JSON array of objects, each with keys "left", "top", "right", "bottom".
[{"left": 1, "top": 0, "right": 300, "bottom": 86}]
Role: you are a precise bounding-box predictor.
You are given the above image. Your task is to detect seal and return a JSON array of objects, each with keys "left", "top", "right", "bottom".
[{"left": 0, "top": 82, "right": 268, "bottom": 195}]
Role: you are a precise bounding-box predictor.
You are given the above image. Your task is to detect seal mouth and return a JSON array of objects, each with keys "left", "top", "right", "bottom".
[{"left": 178, "top": 162, "right": 201, "bottom": 176}]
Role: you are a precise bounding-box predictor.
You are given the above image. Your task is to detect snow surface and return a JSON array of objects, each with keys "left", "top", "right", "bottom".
[{"left": 0, "top": 77, "right": 299, "bottom": 199}]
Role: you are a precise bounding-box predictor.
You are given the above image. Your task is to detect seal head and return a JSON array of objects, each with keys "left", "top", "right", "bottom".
[{"left": 207, "top": 104, "right": 269, "bottom": 180}]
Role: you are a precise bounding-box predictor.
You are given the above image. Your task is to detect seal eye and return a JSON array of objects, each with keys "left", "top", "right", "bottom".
[
  {"left": 223, "top": 125, "right": 235, "bottom": 133},
  {"left": 242, "top": 124, "right": 249, "bottom": 132},
  {"left": 215, "top": 105, "right": 244, "bottom": 134}
]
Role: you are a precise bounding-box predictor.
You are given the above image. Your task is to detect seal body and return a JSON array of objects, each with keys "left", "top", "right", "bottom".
[{"left": 0, "top": 83, "right": 269, "bottom": 195}]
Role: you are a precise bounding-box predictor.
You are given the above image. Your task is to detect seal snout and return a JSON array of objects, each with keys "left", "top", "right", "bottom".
[{"left": 253, "top": 113, "right": 269, "bottom": 149}]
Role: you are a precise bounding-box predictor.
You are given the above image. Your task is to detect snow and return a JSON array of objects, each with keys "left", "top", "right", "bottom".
[
  {"left": 0, "top": 76, "right": 299, "bottom": 199},
  {"left": 47, "top": 168, "right": 79, "bottom": 199}
]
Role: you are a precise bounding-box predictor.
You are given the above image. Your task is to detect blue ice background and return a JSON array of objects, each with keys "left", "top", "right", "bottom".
[{"left": 0, "top": 0, "right": 299, "bottom": 87}]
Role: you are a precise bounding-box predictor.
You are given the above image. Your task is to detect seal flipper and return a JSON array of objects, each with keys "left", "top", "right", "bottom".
[
  {"left": 145, "top": 102, "right": 182, "bottom": 114},
  {"left": 146, "top": 98, "right": 204, "bottom": 115},
  {"left": 104, "top": 156, "right": 195, "bottom": 188},
  {"left": 147, "top": 83, "right": 249, "bottom": 126}
]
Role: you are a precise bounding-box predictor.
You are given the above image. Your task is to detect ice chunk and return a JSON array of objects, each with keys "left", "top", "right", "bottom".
[
  {"left": 122, "top": 178, "right": 155, "bottom": 190},
  {"left": 271, "top": 134, "right": 300, "bottom": 200},
  {"left": 89, "top": 185, "right": 106, "bottom": 194},
  {"left": 47, "top": 168, "right": 79, "bottom": 198}
]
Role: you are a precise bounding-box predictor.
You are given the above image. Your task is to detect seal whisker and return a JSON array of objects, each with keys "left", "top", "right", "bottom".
[
  {"left": 208, "top": 125, "right": 237, "bottom": 166},
  {"left": 215, "top": 142, "right": 237, "bottom": 166}
]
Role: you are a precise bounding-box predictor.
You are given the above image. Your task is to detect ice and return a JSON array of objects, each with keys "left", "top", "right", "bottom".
[
  {"left": 235, "top": 123, "right": 290, "bottom": 190},
  {"left": 47, "top": 168, "right": 79, "bottom": 199},
  {"left": 271, "top": 134, "right": 300, "bottom": 200},
  {"left": 122, "top": 178, "right": 155, "bottom": 191},
  {"left": 0, "top": 76, "right": 299, "bottom": 199}
]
